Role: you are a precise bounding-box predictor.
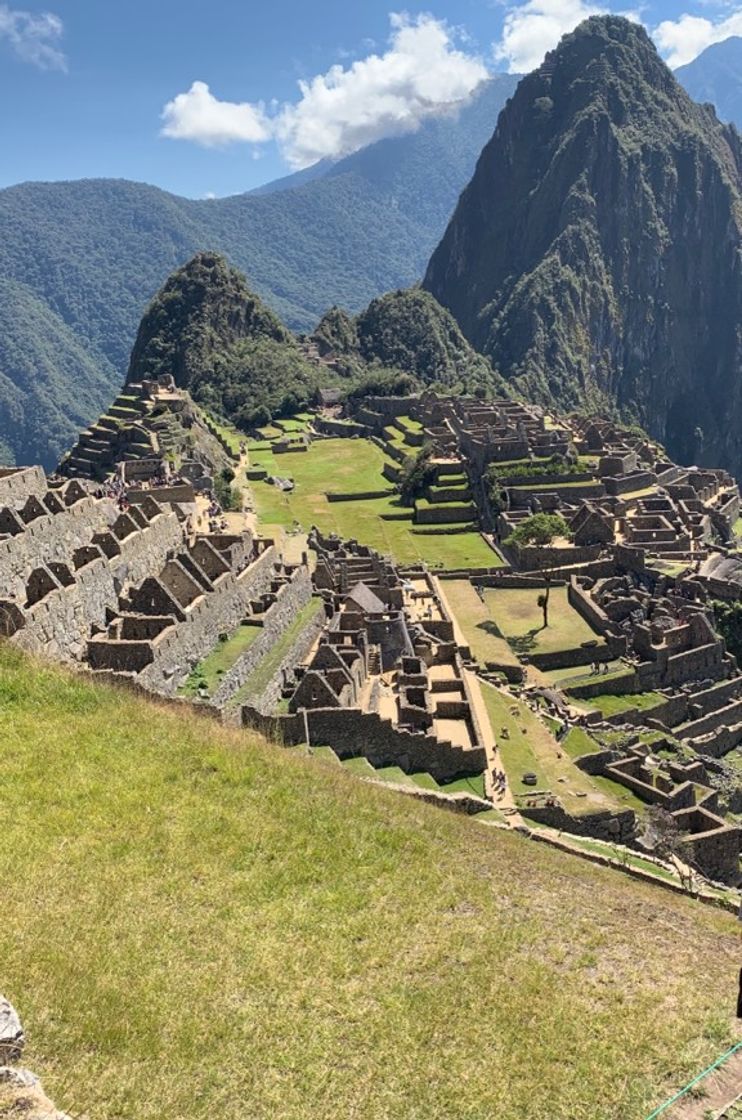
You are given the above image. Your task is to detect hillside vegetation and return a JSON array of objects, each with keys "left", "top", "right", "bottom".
[
  {"left": 0, "top": 643, "right": 738, "bottom": 1119},
  {"left": 126, "top": 256, "right": 498, "bottom": 430},
  {"left": 0, "top": 78, "right": 519, "bottom": 469},
  {"left": 425, "top": 16, "right": 742, "bottom": 474}
]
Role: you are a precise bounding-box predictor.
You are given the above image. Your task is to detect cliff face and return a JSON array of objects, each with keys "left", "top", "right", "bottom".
[{"left": 424, "top": 17, "right": 742, "bottom": 473}]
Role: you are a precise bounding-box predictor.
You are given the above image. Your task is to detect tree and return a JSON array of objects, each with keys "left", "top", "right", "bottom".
[
  {"left": 505, "top": 513, "right": 572, "bottom": 549},
  {"left": 537, "top": 577, "right": 552, "bottom": 628},
  {"left": 713, "top": 600, "right": 742, "bottom": 662},
  {"left": 642, "top": 807, "right": 697, "bottom": 893},
  {"left": 398, "top": 444, "right": 437, "bottom": 506}
]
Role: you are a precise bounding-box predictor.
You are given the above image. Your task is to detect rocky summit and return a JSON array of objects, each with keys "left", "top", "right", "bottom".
[{"left": 424, "top": 16, "right": 742, "bottom": 476}]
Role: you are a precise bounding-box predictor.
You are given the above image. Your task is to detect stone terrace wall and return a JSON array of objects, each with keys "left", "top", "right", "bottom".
[
  {"left": 136, "top": 547, "right": 278, "bottom": 695},
  {"left": 245, "top": 600, "right": 327, "bottom": 716},
  {"left": 307, "top": 709, "right": 485, "bottom": 781},
  {"left": 210, "top": 567, "right": 315, "bottom": 707},
  {"left": 238, "top": 707, "right": 487, "bottom": 781},
  {"left": 520, "top": 802, "right": 636, "bottom": 844}
]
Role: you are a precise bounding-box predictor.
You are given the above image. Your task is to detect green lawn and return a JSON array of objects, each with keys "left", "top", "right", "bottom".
[
  {"left": 441, "top": 580, "right": 520, "bottom": 668},
  {"left": 229, "top": 598, "right": 322, "bottom": 706},
  {"left": 250, "top": 438, "right": 500, "bottom": 569},
  {"left": 483, "top": 586, "right": 606, "bottom": 656},
  {"left": 587, "top": 691, "right": 665, "bottom": 718},
  {"left": 1, "top": 645, "right": 738, "bottom": 1120},
  {"left": 481, "top": 684, "right": 632, "bottom": 815},
  {"left": 179, "top": 623, "right": 262, "bottom": 698},
  {"left": 395, "top": 415, "right": 424, "bottom": 433}
]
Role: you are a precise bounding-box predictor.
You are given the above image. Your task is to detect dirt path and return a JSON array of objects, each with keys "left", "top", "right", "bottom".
[
  {"left": 463, "top": 667, "right": 522, "bottom": 824},
  {"left": 656, "top": 1043, "right": 742, "bottom": 1118}
]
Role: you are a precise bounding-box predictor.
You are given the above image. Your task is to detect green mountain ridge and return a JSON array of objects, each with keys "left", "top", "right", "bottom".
[
  {"left": 424, "top": 17, "right": 742, "bottom": 474},
  {"left": 0, "top": 77, "right": 518, "bottom": 469},
  {"left": 125, "top": 254, "right": 495, "bottom": 429}
]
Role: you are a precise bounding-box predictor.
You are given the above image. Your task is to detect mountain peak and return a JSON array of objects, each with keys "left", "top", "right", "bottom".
[
  {"left": 424, "top": 17, "right": 742, "bottom": 473},
  {"left": 127, "top": 251, "right": 288, "bottom": 390}
]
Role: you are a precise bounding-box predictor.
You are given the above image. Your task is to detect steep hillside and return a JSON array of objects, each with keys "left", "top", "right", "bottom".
[
  {"left": 127, "top": 252, "right": 323, "bottom": 426},
  {"left": 0, "top": 278, "right": 113, "bottom": 466},
  {"left": 0, "top": 643, "right": 738, "bottom": 1119},
  {"left": 0, "top": 77, "right": 517, "bottom": 469},
  {"left": 676, "top": 37, "right": 742, "bottom": 127},
  {"left": 354, "top": 288, "right": 504, "bottom": 394},
  {"left": 425, "top": 17, "right": 742, "bottom": 473}
]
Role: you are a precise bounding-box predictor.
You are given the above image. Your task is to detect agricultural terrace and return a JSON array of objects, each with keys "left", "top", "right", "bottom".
[
  {"left": 249, "top": 436, "right": 500, "bottom": 569},
  {"left": 1, "top": 647, "right": 739, "bottom": 1120}
]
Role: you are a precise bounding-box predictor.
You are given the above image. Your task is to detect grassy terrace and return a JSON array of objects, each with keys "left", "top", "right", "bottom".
[
  {"left": 200, "top": 412, "right": 244, "bottom": 455},
  {"left": 481, "top": 683, "right": 643, "bottom": 814},
  {"left": 1, "top": 646, "right": 739, "bottom": 1119},
  {"left": 442, "top": 579, "right": 520, "bottom": 668},
  {"left": 179, "top": 623, "right": 262, "bottom": 698},
  {"left": 229, "top": 597, "right": 322, "bottom": 706},
  {"left": 586, "top": 691, "right": 665, "bottom": 718},
  {"left": 483, "top": 586, "right": 606, "bottom": 656},
  {"left": 249, "top": 437, "right": 500, "bottom": 569}
]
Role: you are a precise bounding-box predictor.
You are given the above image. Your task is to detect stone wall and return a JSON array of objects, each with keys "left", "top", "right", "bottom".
[
  {"left": 210, "top": 568, "right": 315, "bottom": 707},
  {"left": 12, "top": 557, "right": 118, "bottom": 661},
  {"left": 239, "top": 706, "right": 487, "bottom": 781},
  {"left": 245, "top": 601, "right": 327, "bottom": 716},
  {"left": 415, "top": 502, "right": 477, "bottom": 524},
  {"left": 502, "top": 542, "right": 602, "bottom": 571},
  {"left": 520, "top": 802, "right": 636, "bottom": 844},
  {"left": 306, "top": 709, "right": 485, "bottom": 781},
  {"left": 0, "top": 467, "right": 47, "bottom": 506},
  {"left": 127, "top": 547, "right": 278, "bottom": 695}
]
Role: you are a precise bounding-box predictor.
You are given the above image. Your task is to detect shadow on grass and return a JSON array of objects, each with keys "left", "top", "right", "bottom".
[{"left": 508, "top": 626, "right": 547, "bottom": 654}]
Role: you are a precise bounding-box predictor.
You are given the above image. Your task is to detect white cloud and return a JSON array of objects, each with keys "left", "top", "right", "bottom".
[
  {"left": 275, "top": 13, "right": 488, "bottom": 168},
  {"left": 493, "top": 0, "right": 607, "bottom": 73},
  {"left": 160, "top": 80, "right": 271, "bottom": 148},
  {"left": 161, "top": 14, "right": 488, "bottom": 168},
  {"left": 0, "top": 2, "right": 65, "bottom": 70},
  {"left": 653, "top": 9, "right": 742, "bottom": 67}
]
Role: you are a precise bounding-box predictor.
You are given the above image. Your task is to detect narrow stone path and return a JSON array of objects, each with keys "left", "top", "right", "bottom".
[{"left": 463, "top": 667, "right": 522, "bottom": 823}]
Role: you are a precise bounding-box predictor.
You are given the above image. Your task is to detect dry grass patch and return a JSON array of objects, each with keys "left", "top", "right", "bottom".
[
  {"left": 484, "top": 585, "right": 606, "bottom": 655},
  {"left": 0, "top": 646, "right": 739, "bottom": 1120}
]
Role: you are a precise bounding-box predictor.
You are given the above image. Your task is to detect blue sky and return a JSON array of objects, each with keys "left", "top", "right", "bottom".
[{"left": 0, "top": 0, "right": 738, "bottom": 198}]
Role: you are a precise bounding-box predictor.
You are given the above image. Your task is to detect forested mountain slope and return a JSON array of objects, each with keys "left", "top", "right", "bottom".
[{"left": 0, "top": 77, "right": 517, "bottom": 468}]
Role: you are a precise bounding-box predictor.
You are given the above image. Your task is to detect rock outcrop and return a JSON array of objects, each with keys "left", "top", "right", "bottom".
[
  {"left": 424, "top": 16, "right": 742, "bottom": 475},
  {"left": 0, "top": 996, "right": 70, "bottom": 1120}
]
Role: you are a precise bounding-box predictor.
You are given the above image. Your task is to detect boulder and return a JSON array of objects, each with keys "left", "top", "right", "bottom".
[{"left": 0, "top": 997, "right": 24, "bottom": 1063}]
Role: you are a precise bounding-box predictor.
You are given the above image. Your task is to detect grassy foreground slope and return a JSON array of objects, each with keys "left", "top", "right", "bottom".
[{"left": 0, "top": 645, "right": 738, "bottom": 1120}]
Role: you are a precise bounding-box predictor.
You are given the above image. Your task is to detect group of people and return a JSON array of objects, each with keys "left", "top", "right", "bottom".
[
  {"left": 589, "top": 660, "right": 612, "bottom": 675},
  {"left": 491, "top": 767, "right": 508, "bottom": 796},
  {"left": 94, "top": 476, "right": 130, "bottom": 511}
]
